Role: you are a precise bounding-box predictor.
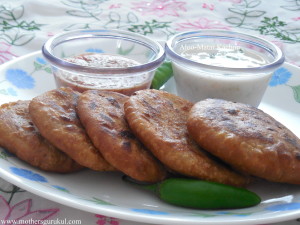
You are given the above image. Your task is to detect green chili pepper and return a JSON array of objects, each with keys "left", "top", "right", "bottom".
[
  {"left": 124, "top": 177, "right": 261, "bottom": 209},
  {"left": 151, "top": 61, "right": 173, "bottom": 90}
]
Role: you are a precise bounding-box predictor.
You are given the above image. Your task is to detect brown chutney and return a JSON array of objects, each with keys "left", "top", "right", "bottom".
[{"left": 54, "top": 53, "right": 152, "bottom": 95}]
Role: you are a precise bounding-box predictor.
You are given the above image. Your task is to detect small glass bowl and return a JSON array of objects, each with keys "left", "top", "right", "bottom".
[
  {"left": 42, "top": 29, "right": 165, "bottom": 95},
  {"left": 165, "top": 30, "right": 285, "bottom": 107}
]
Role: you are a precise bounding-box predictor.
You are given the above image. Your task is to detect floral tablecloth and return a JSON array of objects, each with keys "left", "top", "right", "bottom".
[{"left": 0, "top": 0, "right": 300, "bottom": 224}]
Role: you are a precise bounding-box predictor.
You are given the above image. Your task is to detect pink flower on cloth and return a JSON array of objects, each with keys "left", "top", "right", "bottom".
[
  {"left": 292, "top": 17, "right": 300, "bottom": 21},
  {"left": 109, "top": 4, "right": 122, "bottom": 9},
  {"left": 95, "top": 214, "right": 119, "bottom": 225},
  {"left": 0, "top": 196, "right": 58, "bottom": 225},
  {"left": 0, "top": 42, "right": 18, "bottom": 64},
  {"left": 202, "top": 3, "right": 215, "bottom": 11},
  {"left": 176, "top": 17, "right": 231, "bottom": 31},
  {"left": 131, "top": 0, "right": 186, "bottom": 17}
]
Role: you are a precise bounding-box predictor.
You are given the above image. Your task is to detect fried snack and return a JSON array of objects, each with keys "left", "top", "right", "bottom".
[
  {"left": 29, "top": 87, "right": 114, "bottom": 171},
  {"left": 77, "top": 90, "right": 167, "bottom": 182},
  {"left": 0, "top": 100, "right": 82, "bottom": 173},
  {"left": 124, "top": 89, "right": 248, "bottom": 187},
  {"left": 187, "top": 98, "right": 300, "bottom": 185}
]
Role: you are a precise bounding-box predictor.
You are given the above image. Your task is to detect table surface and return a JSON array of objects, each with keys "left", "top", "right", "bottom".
[{"left": 0, "top": 0, "right": 299, "bottom": 224}]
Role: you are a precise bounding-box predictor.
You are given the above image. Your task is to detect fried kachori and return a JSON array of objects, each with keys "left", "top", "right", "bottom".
[
  {"left": 124, "top": 89, "right": 248, "bottom": 187},
  {"left": 187, "top": 98, "right": 300, "bottom": 185},
  {"left": 77, "top": 90, "right": 167, "bottom": 182},
  {"left": 0, "top": 100, "right": 82, "bottom": 173},
  {"left": 29, "top": 87, "right": 114, "bottom": 171}
]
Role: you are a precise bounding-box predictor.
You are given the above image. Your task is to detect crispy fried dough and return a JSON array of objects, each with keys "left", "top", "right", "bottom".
[
  {"left": 29, "top": 87, "right": 114, "bottom": 171},
  {"left": 124, "top": 89, "right": 248, "bottom": 187},
  {"left": 77, "top": 90, "right": 167, "bottom": 182},
  {"left": 0, "top": 100, "right": 82, "bottom": 173},
  {"left": 187, "top": 98, "right": 300, "bottom": 185}
]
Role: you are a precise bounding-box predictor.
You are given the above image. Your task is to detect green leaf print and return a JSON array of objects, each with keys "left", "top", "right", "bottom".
[
  {"left": 64, "top": 23, "right": 91, "bottom": 31},
  {"left": 103, "top": 12, "right": 139, "bottom": 30},
  {"left": 87, "top": 197, "right": 115, "bottom": 205},
  {"left": 44, "top": 67, "right": 52, "bottom": 74},
  {"left": 281, "top": 0, "right": 300, "bottom": 11},
  {"left": 228, "top": 8, "right": 246, "bottom": 15},
  {"left": 105, "top": 11, "right": 121, "bottom": 28},
  {"left": 225, "top": 0, "right": 266, "bottom": 28},
  {"left": 33, "top": 61, "right": 43, "bottom": 70},
  {"left": 0, "top": 6, "right": 42, "bottom": 32},
  {"left": 0, "top": 184, "right": 25, "bottom": 204},
  {"left": 258, "top": 17, "right": 300, "bottom": 42},
  {"left": 62, "top": 0, "right": 107, "bottom": 20},
  {"left": 226, "top": 17, "right": 243, "bottom": 25},
  {"left": 127, "top": 12, "right": 139, "bottom": 24},
  {"left": 31, "top": 60, "right": 52, "bottom": 75},
  {"left": 291, "top": 85, "right": 300, "bottom": 103},
  {"left": 0, "top": 5, "right": 23, "bottom": 20},
  {"left": 128, "top": 19, "right": 173, "bottom": 36},
  {"left": 245, "top": 10, "right": 265, "bottom": 17},
  {"left": 0, "top": 5, "right": 42, "bottom": 46},
  {"left": 66, "top": 9, "right": 102, "bottom": 18},
  {"left": 247, "top": 0, "right": 261, "bottom": 8}
]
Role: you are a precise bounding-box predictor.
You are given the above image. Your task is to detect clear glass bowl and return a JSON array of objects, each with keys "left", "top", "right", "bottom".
[
  {"left": 165, "top": 30, "right": 285, "bottom": 106},
  {"left": 42, "top": 29, "right": 165, "bottom": 95}
]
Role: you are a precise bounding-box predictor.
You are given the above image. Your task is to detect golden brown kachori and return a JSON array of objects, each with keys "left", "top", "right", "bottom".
[
  {"left": 0, "top": 100, "right": 82, "bottom": 173},
  {"left": 188, "top": 98, "right": 300, "bottom": 185},
  {"left": 29, "top": 87, "right": 114, "bottom": 171},
  {"left": 77, "top": 90, "right": 167, "bottom": 182},
  {"left": 124, "top": 89, "right": 248, "bottom": 187}
]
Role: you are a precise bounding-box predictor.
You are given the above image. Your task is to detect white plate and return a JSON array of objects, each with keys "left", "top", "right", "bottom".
[{"left": 0, "top": 51, "right": 300, "bottom": 225}]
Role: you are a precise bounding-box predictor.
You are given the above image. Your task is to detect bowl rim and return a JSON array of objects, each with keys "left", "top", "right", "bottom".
[
  {"left": 165, "top": 29, "right": 285, "bottom": 73},
  {"left": 42, "top": 29, "right": 166, "bottom": 75}
]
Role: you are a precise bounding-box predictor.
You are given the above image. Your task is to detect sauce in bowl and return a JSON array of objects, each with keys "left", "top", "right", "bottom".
[
  {"left": 181, "top": 47, "right": 268, "bottom": 68},
  {"left": 166, "top": 30, "right": 284, "bottom": 107},
  {"left": 42, "top": 29, "right": 166, "bottom": 96},
  {"left": 173, "top": 47, "right": 272, "bottom": 106},
  {"left": 54, "top": 53, "right": 152, "bottom": 95}
]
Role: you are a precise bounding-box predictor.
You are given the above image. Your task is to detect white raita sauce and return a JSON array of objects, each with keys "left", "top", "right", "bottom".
[
  {"left": 181, "top": 47, "right": 269, "bottom": 68},
  {"left": 173, "top": 47, "right": 272, "bottom": 107}
]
